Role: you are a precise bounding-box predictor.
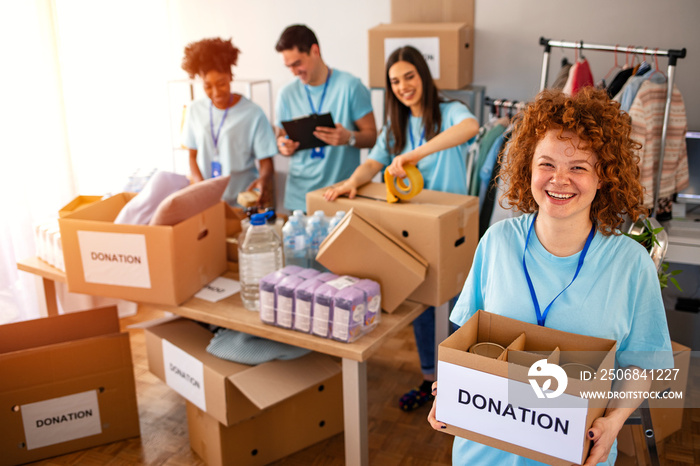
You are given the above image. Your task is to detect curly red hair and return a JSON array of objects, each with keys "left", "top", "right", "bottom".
[
  {"left": 499, "top": 87, "right": 646, "bottom": 235},
  {"left": 181, "top": 37, "right": 240, "bottom": 78}
]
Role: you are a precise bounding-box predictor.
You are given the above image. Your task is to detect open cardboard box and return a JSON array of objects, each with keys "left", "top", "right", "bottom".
[
  {"left": 316, "top": 208, "right": 427, "bottom": 313},
  {"left": 436, "top": 310, "right": 616, "bottom": 466},
  {"left": 307, "top": 183, "right": 478, "bottom": 307},
  {"left": 58, "top": 192, "right": 227, "bottom": 306},
  {"left": 0, "top": 307, "right": 140, "bottom": 465},
  {"left": 185, "top": 370, "right": 343, "bottom": 466},
  {"left": 144, "top": 317, "right": 342, "bottom": 427}
]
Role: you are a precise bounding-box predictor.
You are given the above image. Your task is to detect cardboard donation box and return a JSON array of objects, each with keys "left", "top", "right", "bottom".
[
  {"left": 145, "top": 317, "right": 343, "bottom": 464},
  {"left": 58, "top": 193, "right": 227, "bottom": 306},
  {"left": 617, "top": 340, "right": 691, "bottom": 456},
  {"left": 0, "top": 307, "right": 140, "bottom": 465},
  {"left": 58, "top": 195, "right": 103, "bottom": 218},
  {"left": 307, "top": 183, "right": 478, "bottom": 307},
  {"left": 368, "top": 22, "right": 474, "bottom": 89},
  {"left": 316, "top": 208, "right": 427, "bottom": 313},
  {"left": 436, "top": 310, "right": 617, "bottom": 466}
]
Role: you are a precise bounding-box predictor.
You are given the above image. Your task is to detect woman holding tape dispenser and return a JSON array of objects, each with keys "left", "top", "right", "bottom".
[
  {"left": 325, "top": 45, "right": 479, "bottom": 411},
  {"left": 428, "top": 88, "right": 673, "bottom": 466}
]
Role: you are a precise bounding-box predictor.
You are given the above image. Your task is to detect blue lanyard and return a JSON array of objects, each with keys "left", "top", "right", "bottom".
[
  {"left": 305, "top": 68, "right": 332, "bottom": 159},
  {"left": 409, "top": 124, "right": 426, "bottom": 151},
  {"left": 522, "top": 213, "right": 596, "bottom": 326},
  {"left": 209, "top": 95, "right": 233, "bottom": 154}
]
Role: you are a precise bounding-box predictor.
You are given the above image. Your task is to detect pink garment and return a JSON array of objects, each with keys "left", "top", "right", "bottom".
[
  {"left": 629, "top": 80, "right": 689, "bottom": 209},
  {"left": 570, "top": 58, "right": 594, "bottom": 95}
]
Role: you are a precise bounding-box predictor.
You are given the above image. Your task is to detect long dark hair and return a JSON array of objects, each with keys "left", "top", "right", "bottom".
[{"left": 384, "top": 46, "right": 442, "bottom": 156}]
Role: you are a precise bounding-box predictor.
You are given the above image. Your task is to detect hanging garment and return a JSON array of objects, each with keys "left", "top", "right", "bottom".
[
  {"left": 570, "top": 58, "right": 594, "bottom": 95},
  {"left": 552, "top": 61, "right": 573, "bottom": 90},
  {"left": 619, "top": 69, "right": 667, "bottom": 111},
  {"left": 469, "top": 122, "right": 506, "bottom": 196},
  {"left": 606, "top": 67, "right": 634, "bottom": 99},
  {"left": 629, "top": 80, "right": 689, "bottom": 211}
]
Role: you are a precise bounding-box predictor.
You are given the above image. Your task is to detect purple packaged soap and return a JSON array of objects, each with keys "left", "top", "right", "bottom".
[
  {"left": 296, "top": 267, "right": 321, "bottom": 280},
  {"left": 279, "top": 265, "right": 304, "bottom": 276},
  {"left": 312, "top": 283, "right": 338, "bottom": 338},
  {"left": 355, "top": 279, "right": 381, "bottom": 328},
  {"left": 275, "top": 274, "right": 306, "bottom": 329},
  {"left": 294, "top": 278, "right": 325, "bottom": 333},
  {"left": 314, "top": 272, "right": 339, "bottom": 283},
  {"left": 258, "top": 270, "right": 288, "bottom": 324},
  {"left": 332, "top": 285, "right": 366, "bottom": 342}
]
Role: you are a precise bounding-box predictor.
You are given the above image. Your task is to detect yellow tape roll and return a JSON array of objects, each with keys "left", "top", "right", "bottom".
[{"left": 384, "top": 164, "right": 424, "bottom": 203}]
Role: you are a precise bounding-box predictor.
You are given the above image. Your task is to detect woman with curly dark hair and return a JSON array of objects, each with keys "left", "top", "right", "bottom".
[
  {"left": 428, "top": 88, "right": 673, "bottom": 466},
  {"left": 181, "top": 37, "right": 276, "bottom": 207}
]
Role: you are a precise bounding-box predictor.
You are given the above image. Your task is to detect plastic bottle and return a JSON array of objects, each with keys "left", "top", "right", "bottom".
[
  {"left": 238, "top": 211, "right": 283, "bottom": 311},
  {"left": 306, "top": 212, "right": 329, "bottom": 271},
  {"left": 282, "top": 216, "right": 308, "bottom": 268},
  {"left": 293, "top": 209, "right": 307, "bottom": 227},
  {"left": 327, "top": 210, "right": 347, "bottom": 233}
]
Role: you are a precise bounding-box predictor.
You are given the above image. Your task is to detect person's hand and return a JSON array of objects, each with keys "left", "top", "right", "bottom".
[
  {"left": 246, "top": 178, "right": 272, "bottom": 208},
  {"left": 387, "top": 152, "right": 416, "bottom": 179},
  {"left": 579, "top": 415, "right": 625, "bottom": 466},
  {"left": 314, "top": 123, "right": 351, "bottom": 146},
  {"left": 427, "top": 382, "right": 447, "bottom": 431},
  {"left": 324, "top": 179, "right": 358, "bottom": 201},
  {"left": 277, "top": 135, "right": 299, "bottom": 156}
]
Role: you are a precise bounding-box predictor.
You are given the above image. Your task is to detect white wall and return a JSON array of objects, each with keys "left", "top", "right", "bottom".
[{"left": 473, "top": 0, "right": 699, "bottom": 128}]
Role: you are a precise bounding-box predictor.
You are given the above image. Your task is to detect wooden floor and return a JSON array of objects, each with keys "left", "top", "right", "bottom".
[{"left": 25, "top": 304, "right": 700, "bottom": 465}]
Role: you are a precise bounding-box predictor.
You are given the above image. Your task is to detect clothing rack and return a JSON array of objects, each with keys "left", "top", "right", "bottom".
[
  {"left": 484, "top": 97, "right": 527, "bottom": 119},
  {"left": 539, "top": 37, "right": 687, "bottom": 217}
]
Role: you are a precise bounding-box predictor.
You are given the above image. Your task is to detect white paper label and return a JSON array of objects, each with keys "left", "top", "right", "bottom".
[
  {"left": 332, "top": 308, "right": 350, "bottom": 340},
  {"left": 21, "top": 390, "right": 102, "bottom": 450},
  {"left": 295, "top": 300, "right": 312, "bottom": 332},
  {"left": 77, "top": 230, "right": 151, "bottom": 288},
  {"left": 436, "top": 361, "right": 588, "bottom": 464},
  {"left": 312, "top": 303, "right": 330, "bottom": 336},
  {"left": 325, "top": 275, "right": 358, "bottom": 290},
  {"left": 162, "top": 339, "right": 206, "bottom": 412},
  {"left": 195, "top": 277, "right": 241, "bottom": 302},
  {"left": 260, "top": 289, "right": 275, "bottom": 321},
  {"left": 385, "top": 37, "right": 441, "bottom": 79},
  {"left": 277, "top": 295, "right": 293, "bottom": 328}
]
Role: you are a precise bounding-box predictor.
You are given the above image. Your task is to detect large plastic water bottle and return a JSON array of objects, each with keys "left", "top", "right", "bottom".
[
  {"left": 282, "top": 216, "right": 308, "bottom": 268},
  {"left": 238, "top": 211, "right": 283, "bottom": 311},
  {"left": 293, "top": 209, "right": 307, "bottom": 227},
  {"left": 306, "top": 211, "right": 329, "bottom": 271},
  {"left": 327, "top": 210, "right": 346, "bottom": 232}
]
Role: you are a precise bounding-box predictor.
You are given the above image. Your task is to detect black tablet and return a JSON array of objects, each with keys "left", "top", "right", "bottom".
[{"left": 281, "top": 113, "right": 335, "bottom": 151}]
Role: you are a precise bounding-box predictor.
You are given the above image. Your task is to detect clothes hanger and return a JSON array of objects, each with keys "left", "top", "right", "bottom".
[
  {"left": 603, "top": 45, "right": 622, "bottom": 81},
  {"left": 647, "top": 48, "right": 667, "bottom": 80}
]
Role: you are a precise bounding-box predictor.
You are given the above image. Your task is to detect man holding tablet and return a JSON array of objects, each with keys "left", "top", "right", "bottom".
[{"left": 275, "top": 24, "right": 377, "bottom": 212}]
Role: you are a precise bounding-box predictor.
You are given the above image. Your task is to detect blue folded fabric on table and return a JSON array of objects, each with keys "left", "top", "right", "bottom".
[{"left": 206, "top": 328, "right": 311, "bottom": 365}]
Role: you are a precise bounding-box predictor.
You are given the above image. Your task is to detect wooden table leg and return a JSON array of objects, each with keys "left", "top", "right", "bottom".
[
  {"left": 342, "top": 358, "right": 368, "bottom": 466},
  {"left": 42, "top": 277, "right": 59, "bottom": 317}
]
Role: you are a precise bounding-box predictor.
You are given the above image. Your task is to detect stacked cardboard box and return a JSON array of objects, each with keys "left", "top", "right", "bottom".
[
  {"left": 145, "top": 317, "right": 343, "bottom": 465},
  {"left": 0, "top": 307, "right": 140, "bottom": 465}
]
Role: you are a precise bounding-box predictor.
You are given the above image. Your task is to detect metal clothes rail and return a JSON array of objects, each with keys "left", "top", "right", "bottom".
[{"left": 539, "top": 37, "right": 687, "bottom": 217}]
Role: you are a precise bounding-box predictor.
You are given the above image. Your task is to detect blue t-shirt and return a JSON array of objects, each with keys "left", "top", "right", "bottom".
[
  {"left": 182, "top": 96, "right": 277, "bottom": 206},
  {"left": 449, "top": 214, "right": 673, "bottom": 466},
  {"left": 275, "top": 68, "right": 374, "bottom": 211},
  {"left": 369, "top": 101, "right": 475, "bottom": 195}
]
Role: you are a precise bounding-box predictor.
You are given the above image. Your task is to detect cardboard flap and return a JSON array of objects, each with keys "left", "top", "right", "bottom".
[
  {"left": 0, "top": 306, "right": 120, "bottom": 354},
  {"left": 326, "top": 208, "right": 429, "bottom": 269},
  {"left": 228, "top": 353, "right": 341, "bottom": 410}
]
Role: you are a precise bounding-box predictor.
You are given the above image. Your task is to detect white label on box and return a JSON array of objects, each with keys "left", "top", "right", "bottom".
[
  {"left": 312, "top": 303, "right": 330, "bottom": 336},
  {"left": 384, "top": 37, "right": 440, "bottom": 79},
  {"left": 77, "top": 230, "right": 151, "bottom": 288},
  {"left": 21, "top": 390, "right": 102, "bottom": 450},
  {"left": 436, "top": 361, "right": 588, "bottom": 464},
  {"left": 162, "top": 339, "right": 206, "bottom": 412},
  {"left": 260, "top": 289, "right": 275, "bottom": 321},
  {"left": 332, "top": 308, "right": 350, "bottom": 340}
]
